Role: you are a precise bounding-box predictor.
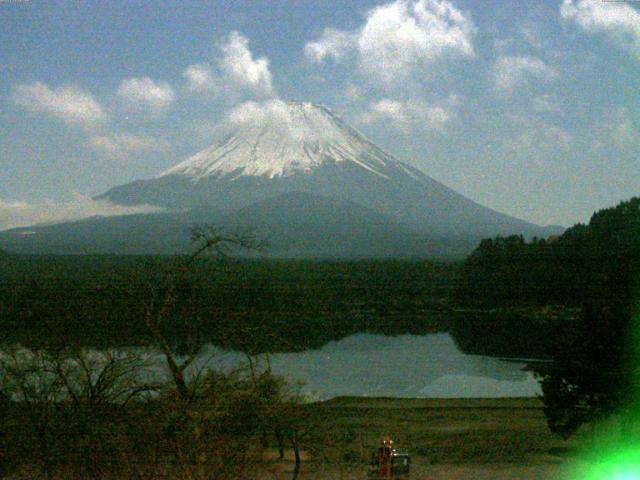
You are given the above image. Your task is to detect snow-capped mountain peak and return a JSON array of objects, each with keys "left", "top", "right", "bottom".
[
  {"left": 160, "top": 101, "right": 401, "bottom": 181},
  {"left": 96, "top": 99, "right": 557, "bottom": 246}
]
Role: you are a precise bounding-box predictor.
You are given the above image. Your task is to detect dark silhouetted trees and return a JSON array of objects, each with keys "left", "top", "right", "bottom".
[
  {"left": 457, "top": 197, "right": 640, "bottom": 438},
  {"left": 456, "top": 198, "right": 640, "bottom": 307}
]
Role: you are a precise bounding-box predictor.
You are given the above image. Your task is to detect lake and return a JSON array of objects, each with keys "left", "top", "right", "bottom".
[
  {"left": 2, "top": 333, "right": 540, "bottom": 400},
  {"left": 179, "top": 332, "right": 541, "bottom": 400},
  {"left": 1, "top": 333, "right": 541, "bottom": 400}
]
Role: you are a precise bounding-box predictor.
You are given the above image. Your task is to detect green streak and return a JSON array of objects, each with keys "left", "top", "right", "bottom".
[
  {"left": 574, "top": 300, "right": 640, "bottom": 479},
  {"left": 577, "top": 445, "right": 640, "bottom": 479}
]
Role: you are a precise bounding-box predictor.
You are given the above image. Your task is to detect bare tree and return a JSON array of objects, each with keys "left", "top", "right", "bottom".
[
  {"left": 51, "top": 347, "right": 157, "bottom": 409},
  {"left": 142, "top": 224, "right": 265, "bottom": 402},
  {"left": 0, "top": 344, "right": 158, "bottom": 480},
  {"left": 134, "top": 225, "right": 267, "bottom": 479},
  {"left": 0, "top": 379, "right": 9, "bottom": 477},
  {"left": 238, "top": 359, "right": 315, "bottom": 477},
  {"left": 0, "top": 347, "right": 65, "bottom": 480}
]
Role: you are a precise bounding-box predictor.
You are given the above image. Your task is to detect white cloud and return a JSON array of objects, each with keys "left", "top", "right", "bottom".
[
  {"left": 361, "top": 95, "right": 458, "bottom": 132},
  {"left": 561, "top": 0, "right": 640, "bottom": 60},
  {"left": 117, "top": 77, "right": 175, "bottom": 112},
  {"left": 305, "top": 0, "right": 475, "bottom": 85},
  {"left": 0, "top": 194, "right": 162, "bottom": 232},
  {"left": 12, "top": 82, "right": 105, "bottom": 128},
  {"left": 183, "top": 63, "right": 218, "bottom": 93},
  {"left": 216, "top": 31, "right": 274, "bottom": 97},
  {"left": 304, "top": 28, "right": 357, "bottom": 63},
  {"left": 88, "top": 133, "right": 171, "bottom": 159},
  {"left": 223, "top": 99, "right": 346, "bottom": 143},
  {"left": 304, "top": 2, "right": 472, "bottom": 135},
  {"left": 183, "top": 31, "right": 275, "bottom": 100},
  {"left": 367, "top": 99, "right": 411, "bottom": 128},
  {"left": 504, "top": 116, "right": 572, "bottom": 156},
  {"left": 419, "top": 104, "right": 453, "bottom": 131},
  {"left": 493, "top": 55, "right": 558, "bottom": 92},
  {"left": 226, "top": 99, "right": 290, "bottom": 126}
]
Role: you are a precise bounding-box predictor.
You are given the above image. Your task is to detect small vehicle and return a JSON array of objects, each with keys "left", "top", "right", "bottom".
[{"left": 368, "top": 437, "right": 411, "bottom": 479}]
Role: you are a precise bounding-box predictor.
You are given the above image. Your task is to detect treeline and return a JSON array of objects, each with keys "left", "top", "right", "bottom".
[
  {"left": 455, "top": 197, "right": 640, "bottom": 307},
  {"left": 455, "top": 197, "right": 640, "bottom": 437},
  {"left": 0, "top": 229, "right": 321, "bottom": 480},
  {"left": 0, "top": 257, "right": 456, "bottom": 352},
  {"left": 0, "top": 344, "right": 313, "bottom": 480}
]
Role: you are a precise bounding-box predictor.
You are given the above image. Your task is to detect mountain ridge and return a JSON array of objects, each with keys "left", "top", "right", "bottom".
[
  {"left": 0, "top": 192, "right": 482, "bottom": 258},
  {"left": 1, "top": 101, "right": 563, "bottom": 257},
  {"left": 159, "top": 102, "right": 402, "bottom": 181},
  {"left": 98, "top": 101, "right": 557, "bottom": 240}
]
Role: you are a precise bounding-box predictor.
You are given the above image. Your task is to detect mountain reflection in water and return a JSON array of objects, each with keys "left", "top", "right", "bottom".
[
  {"left": 187, "top": 333, "right": 540, "bottom": 400},
  {"left": 2, "top": 334, "right": 540, "bottom": 400}
]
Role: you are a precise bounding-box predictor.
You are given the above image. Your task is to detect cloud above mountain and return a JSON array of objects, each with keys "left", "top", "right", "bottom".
[
  {"left": 183, "top": 63, "right": 218, "bottom": 93},
  {"left": 226, "top": 99, "right": 290, "bottom": 126},
  {"left": 88, "top": 133, "right": 171, "bottom": 160},
  {"left": 218, "top": 31, "right": 274, "bottom": 97},
  {"left": 361, "top": 95, "right": 459, "bottom": 132},
  {"left": 493, "top": 55, "right": 558, "bottom": 93},
  {"left": 3, "top": 0, "right": 640, "bottom": 227},
  {"left": 221, "top": 99, "right": 346, "bottom": 144},
  {"left": 11, "top": 79, "right": 175, "bottom": 166},
  {"left": 12, "top": 82, "right": 106, "bottom": 128},
  {"left": 305, "top": 0, "right": 475, "bottom": 85},
  {"left": 561, "top": 0, "right": 640, "bottom": 60},
  {"left": 117, "top": 77, "right": 175, "bottom": 113},
  {"left": 183, "top": 31, "right": 275, "bottom": 100}
]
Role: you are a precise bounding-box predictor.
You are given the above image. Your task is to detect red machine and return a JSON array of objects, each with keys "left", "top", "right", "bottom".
[{"left": 368, "top": 437, "right": 411, "bottom": 479}]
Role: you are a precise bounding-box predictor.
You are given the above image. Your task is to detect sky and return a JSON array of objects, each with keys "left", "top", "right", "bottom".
[{"left": 1, "top": 0, "right": 639, "bottom": 230}]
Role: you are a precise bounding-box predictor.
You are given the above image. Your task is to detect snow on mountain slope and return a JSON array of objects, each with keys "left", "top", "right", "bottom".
[
  {"left": 1, "top": 101, "right": 562, "bottom": 257},
  {"left": 98, "top": 101, "right": 560, "bottom": 240},
  {"left": 160, "top": 101, "right": 417, "bottom": 182}
]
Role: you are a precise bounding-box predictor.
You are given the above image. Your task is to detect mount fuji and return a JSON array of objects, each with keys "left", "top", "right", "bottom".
[{"left": 0, "top": 102, "right": 561, "bottom": 258}]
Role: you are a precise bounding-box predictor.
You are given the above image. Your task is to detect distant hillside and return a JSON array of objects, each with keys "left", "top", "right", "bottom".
[
  {"left": 0, "top": 207, "right": 223, "bottom": 255},
  {"left": 218, "top": 192, "right": 480, "bottom": 258},
  {"left": 0, "top": 192, "right": 479, "bottom": 259},
  {"left": 455, "top": 197, "right": 640, "bottom": 306}
]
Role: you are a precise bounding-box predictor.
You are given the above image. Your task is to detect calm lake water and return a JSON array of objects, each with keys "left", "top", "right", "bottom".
[
  {"left": 183, "top": 333, "right": 541, "bottom": 400},
  {"left": 2, "top": 333, "right": 541, "bottom": 400}
]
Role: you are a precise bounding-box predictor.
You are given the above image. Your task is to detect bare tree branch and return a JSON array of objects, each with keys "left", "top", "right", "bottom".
[{"left": 140, "top": 223, "right": 266, "bottom": 402}]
